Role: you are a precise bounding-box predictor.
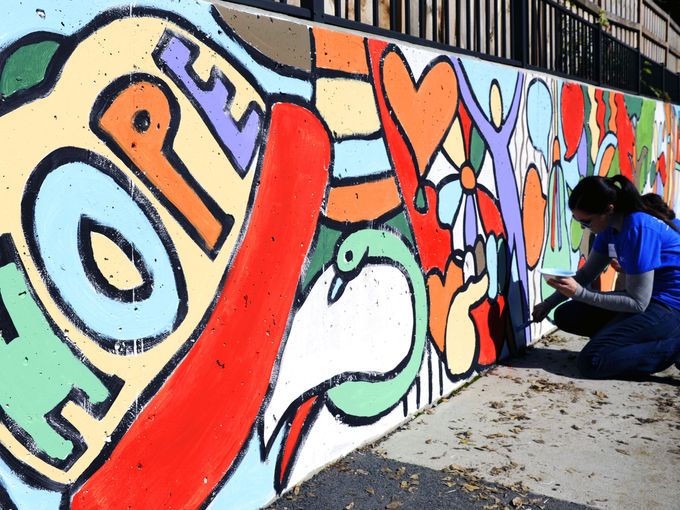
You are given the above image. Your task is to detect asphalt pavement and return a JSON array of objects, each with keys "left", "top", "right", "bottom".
[{"left": 266, "top": 331, "right": 680, "bottom": 510}]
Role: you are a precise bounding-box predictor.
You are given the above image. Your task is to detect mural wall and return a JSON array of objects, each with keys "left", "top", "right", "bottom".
[{"left": 0, "top": 0, "right": 677, "bottom": 508}]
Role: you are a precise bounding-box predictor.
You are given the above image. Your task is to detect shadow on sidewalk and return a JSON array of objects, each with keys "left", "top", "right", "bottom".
[{"left": 501, "top": 344, "right": 680, "bottom": 387}]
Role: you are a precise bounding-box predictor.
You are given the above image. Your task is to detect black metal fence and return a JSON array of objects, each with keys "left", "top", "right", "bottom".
[{"left": 225, "top": 0, "right": 680, "bottom": 103}]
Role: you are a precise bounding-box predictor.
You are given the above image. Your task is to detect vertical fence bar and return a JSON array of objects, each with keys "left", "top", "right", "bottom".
[
  {"left": 406, "top": 0, "right": 411, "bottom": 35},
  {"left": 466, "top": 0, "right": 471, "bottom": 49},
  {"left": 419, "top": 0, "right": 426, "bottom": 38},
  {"left": 389, "top": 0, "right": 397, "bottom": 30},
  {"left": 595, "top": 22, "right": 599, "bottom": 84},
  {"left": 301, "top": 0, "right": 325, "bottom": 21},
  {"left": 444, "top": 0, "right": 450, "bottom": 44},
  {"left": 485, "top": 0, "right": 490, "bottom": 54},
  {"left": 494, "top": 0, "right": 499, "bottom": 56},
  {"left": 433, "top": 0, "right": 438, "bottom": 42},
  {"left": 373, "top": 0, "right": 379, "bottom": 27},
  {"left": 475, "top": 0, "right": 481, "bottom": 52},
  {"left": 454, "top": 0, "right": 460, "bottom": 47}
]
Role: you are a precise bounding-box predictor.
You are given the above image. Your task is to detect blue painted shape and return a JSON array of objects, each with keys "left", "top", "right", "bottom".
[
  {"left": 0, "top": 456, "right": 61, "bottom": 510},
  {"left": 332, "top": 137, "right": 392, "bottom": 181},
  {"left": 437, "top": 179, "right": 462, "bottom": 226},
  {"left": 486, "top": 235, "right": 498, "bottom": 300},
  {"left": 458, "top": 58, "right": 519, "bottom": 124},
  {"left": 32, "top": 161, "right": 180, "bottom": 342},
  {"left": 526, "top": 79, "right": 553, "bottom": 163},
  {"left": 207, "top": 432, "right": 281, "bottom": 510},
  {"left": 594, "top": 132, "right": 618, "bottom": 175}
]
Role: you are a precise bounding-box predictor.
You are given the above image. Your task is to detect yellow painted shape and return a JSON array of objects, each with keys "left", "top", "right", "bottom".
[
  {"left": 0, "top": 15, "right": 262, "bottom": 482},
  {"left": 445, "top": 274, "right": 489, "bottom": 375},
  {"left": 443, "top": 117, "right": 466, "bottom": 167},
  {"left": 315, "top": 77, "right": 381, "bottom": 138},
  {"left": 490, "top": 82, "right": 502, "bottom": 128},
  {"left": 90, "top": 232, "right": 144, "bottom": 290}
]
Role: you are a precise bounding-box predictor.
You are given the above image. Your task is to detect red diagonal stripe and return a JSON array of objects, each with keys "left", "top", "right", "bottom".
[{"left": 72, "top": 102, "right": 330, "bottom": 510}]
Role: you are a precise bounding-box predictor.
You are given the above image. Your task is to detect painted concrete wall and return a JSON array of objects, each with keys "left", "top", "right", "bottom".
[{"left": 0, "top": 1, "right": 677, "bottom": 508}]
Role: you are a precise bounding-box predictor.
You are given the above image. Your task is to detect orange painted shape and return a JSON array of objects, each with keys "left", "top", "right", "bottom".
[
  {"left": 552, "top": 137, "right": 561, "bottom": 165},
  {"left": 522, "top": 165, "right": 547, "bottom": 269},
  {"left": 313, "top": 27, "right": 368, "bottom": 75},
  {"left": 460, "top": 165, "right": 476, "bottom": 191},
  {"left": 382, "top": 50, "right": 458, "bottom": 175},
  {"left": 98, "top": 81, "right": 224, "bottom": 250},
  {"left": 324, "top": 176, "right": 401, "bottom": 223},
  {"left": 598, "top": 145, "right": 616, "bottom": 176},
  {"left": 608, "top": 92, "right": 618, "bottom": 133}
]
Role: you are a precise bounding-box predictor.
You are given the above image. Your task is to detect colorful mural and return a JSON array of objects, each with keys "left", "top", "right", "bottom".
[{"left": 0, "top": 1, "right": 678, "bottom": 508}]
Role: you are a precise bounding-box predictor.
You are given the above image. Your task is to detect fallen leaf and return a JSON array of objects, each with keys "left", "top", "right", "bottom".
[{"left": 386, "top": 501, "right": 403, "bottom": 509}]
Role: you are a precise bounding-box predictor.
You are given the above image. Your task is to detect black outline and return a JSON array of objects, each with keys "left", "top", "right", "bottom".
[
  {"left": 0, "top": 478, "right": 17, "bottom": 510},
  {"left": 77, "top": 218, "right": 154, "bottom": 303},
  {"left": 21, "top": 147, "right": 188, "bottom": 354},
  {"left": 0, "top": 234, "right": 19, "bottom": 344},
  {"left": 272, "top": 395, "right": 325, "bottom": 493},
  {"left": 526, "top": 77, "right": 552, "bottom": 159},
  {"left": 90, "top": 73, "right": 235, "bottom": 260},
  {"left": 0, "top": 31, "right": 66, "bottom": 110}
]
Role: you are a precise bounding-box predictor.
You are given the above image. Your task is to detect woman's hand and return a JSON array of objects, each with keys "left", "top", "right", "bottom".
[
  {"left": 532, "top": 301, "right": 552, "bottom": 322},
  {"left": 546, "top": 276, "right": 578, "bottom": 298}
]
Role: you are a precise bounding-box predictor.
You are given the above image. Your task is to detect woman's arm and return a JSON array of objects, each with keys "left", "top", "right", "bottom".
[{"left": 572, "top": 270, "right": 654, "bottom": 312}]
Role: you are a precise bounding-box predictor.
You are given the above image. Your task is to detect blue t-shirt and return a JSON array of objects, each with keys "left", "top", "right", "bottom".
[{"left": 593, "top": 212, "right": 680, "bottom": 310}]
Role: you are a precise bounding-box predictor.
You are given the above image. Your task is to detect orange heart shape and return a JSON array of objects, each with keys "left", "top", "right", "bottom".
[{"left": 382, "top": 50, "right": 458, "bottom": 176}]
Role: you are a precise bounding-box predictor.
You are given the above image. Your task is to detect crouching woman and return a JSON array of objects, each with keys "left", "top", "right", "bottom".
[{"left": 533, "top": 175, "right": 680, "bottom": 379}]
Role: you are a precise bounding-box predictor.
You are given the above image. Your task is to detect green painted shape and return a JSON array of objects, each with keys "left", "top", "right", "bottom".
[
  {"left": 541, "top": 169, "right": 573, "bottom": 301},
  {"left": 570, "top": 217, "right": 583, "bottom": 251},
  {"left": 602, "top": 91, "right": 611, "bottom": 132},
  {"left": 624, "top": 95, "right": 642, "bottom": 121},
  {"left": 302, "top": 224, "right": 342, "bottom": 291},
  {"left": 326, "top": 229, "right": 427, "bottom": 417},
  {"left": 414, "top": 185, "right": 427, "bottom": 213},
  {"left": 583, "top": 89, "right": 594, "bottom": 176},
  {"left": 0, "top": 263, "right": 109, "bottom": 460},
  {"left": 470, "top": 127, "right": 485, "bottom": 173},
  {"left": 0, "top": 40, "right": 60, "bottom": 97},
  {"left": 608, "top": 148, "right": 620, "bottom": 177},
  {"left": 636, "top": 99, "right": 656, "bottom": 188},
  {"left": 383, "top": 211, "right": 415, "bottom": 246}
]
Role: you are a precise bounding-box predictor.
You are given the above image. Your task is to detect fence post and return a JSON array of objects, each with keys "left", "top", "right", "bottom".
[
  {"left": 594, "top": 22, "right": 602, "bottom": 85},
  {"left": 512, "top": 0, "right": 528, "bottom": 66},
  {"left": 301, "top": 0, "right": 325, "bottom": 21}
]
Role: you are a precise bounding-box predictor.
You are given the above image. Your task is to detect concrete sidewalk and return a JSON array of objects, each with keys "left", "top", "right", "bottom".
[{"left": 267, "top": 332, "right": 680, "bottom": 510}]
